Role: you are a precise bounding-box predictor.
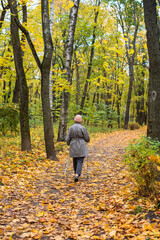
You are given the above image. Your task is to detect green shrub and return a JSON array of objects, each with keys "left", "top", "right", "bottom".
[
  {"left": 124, "top": 136, "right": 160, "bottom": 198},
  {"left": 0, "top": 104, "right": 19, "bottom": 135},
  {"left": 128, "top": 122, "right": 140, "bottom": 130}
]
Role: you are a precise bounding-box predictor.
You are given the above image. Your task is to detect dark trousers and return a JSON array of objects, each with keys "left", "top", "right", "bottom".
[{"left": 73, "top": 157, "right": 84, "bottom": 175}]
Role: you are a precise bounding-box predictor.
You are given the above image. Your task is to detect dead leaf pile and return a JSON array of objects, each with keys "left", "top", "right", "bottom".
[{"left": 0, "top": 126, "right": 160, "bottom": 239}]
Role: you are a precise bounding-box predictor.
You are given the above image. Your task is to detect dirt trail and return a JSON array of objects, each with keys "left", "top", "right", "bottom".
[{"left": 1, "top": 127, "right": 160, "bottom": 240}]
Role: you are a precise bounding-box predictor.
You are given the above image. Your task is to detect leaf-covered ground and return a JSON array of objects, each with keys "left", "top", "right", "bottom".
[{"left": 0, "top": 127, "right": 160, "bottom": 240}]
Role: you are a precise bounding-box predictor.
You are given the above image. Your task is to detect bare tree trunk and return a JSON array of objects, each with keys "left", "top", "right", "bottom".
[
  {"left": 0, "top": 1, "right": 9, "bottom": 32},
  {"left": 74, "top": 51, "right": 80, "bottom": 106},
  {"left": 12, "top": 1, "right": 27, "bottom": 103},
  {"left": 136, "top": 69, "right": 145, "bottom": 126},
  {"left": 3, "top": 80, "right": 6, "bottom": 103},
  {"left": 116, "top": 0, "right": 140, "bottom": 129},
  {"left": 49, "top": 0, "right": 54, "bottom": 115},
  {"left": 41, "top": 0, "right": 57, "bottom": 160},
  {"left": 58, "top": 0, "right": 80, "bottom": 142},
  {"left": 143, "top": 0, "right": 160, "bottom": 140},
  {"left": 9, "top": 0, "right": 31, "bottom": 151},
  {"left": 12, "top": 77, "right": 19, "bottom": 103},
  {"left": 124, "top": 61, "right": 134, "bottom": 129},
  {"left": 116, "top": 84, "right": 122, "bottom": 129},
  {"left": 11, "top": 0, "right": 58, "bottom": 160},
  {"left": 80, "top": 6, "right": 100, "bottom": 113}
]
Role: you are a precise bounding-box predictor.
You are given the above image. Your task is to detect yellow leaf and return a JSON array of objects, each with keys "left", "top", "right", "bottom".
[
  {"left": 143, "top": 223, "right": 153, "bottom": 231},
  {"left": 109, "top": 230, "right": 117, "bottom": 237},
  {"left": 20, "top": 232, "right": 31, "bottom": 238},
  {"left": 36, "top": 211, "right": 45, "bottom": 217},
  {"left": 54, "top": 236, "right": 63, "bottom": 240}
]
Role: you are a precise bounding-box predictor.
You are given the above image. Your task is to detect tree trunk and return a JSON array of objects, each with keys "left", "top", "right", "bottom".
[
  {"left": 12, "top": 1, "right": 27, "bottom": 103},
  {"left": 136, "top": 73, "right": 145, "bottom": 126},
  {"left": 11, "top": 0, "right": 57, "bottom": 159},
  {"left": 12, "top": 77, "right": 19, "bottom": 103},
  {"left": 143, "top": 0, "right": 160, "bottom": 140},
  {"left": 124, "top": 61, "right": 134, "bottom": 129},
  {"left": 80, "top": 8, "right": 99, "bottom": 113},
  {"left": 58, "top": 90, "right": 69, "bottom": 141},
  {"left": 41, "top": 0, "right": 57, "bottom": 160},
  {"left": 116, "top": 0, "right": 140, "bottom": 129},
  {"left": 58, "top": 0, "right": 80, "bottom": 142},
  {"left": 0, "top": 2, "right": 9, "bottom": 31},
  {"left": 3, "top": 80, "right": 6, "bottom": 103},
  {"left": 116, "top": 84, "right": 122, "bottom": 129},
  {"left": 74, "top": 51, "right": 80, "bottom": 106},
  {"left": 49, "top": 0, "right": 54, "bottom": 115},
  {"left": 9, "top": 0, "right": 31, "bottom": 151}
]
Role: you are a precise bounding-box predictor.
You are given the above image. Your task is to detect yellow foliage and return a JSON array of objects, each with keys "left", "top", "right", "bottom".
[{"left": 149, "top": 154, "right": 160, "bottom": 164}]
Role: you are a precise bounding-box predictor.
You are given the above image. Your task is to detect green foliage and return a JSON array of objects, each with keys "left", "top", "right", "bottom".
[
  {"left": 81, "top": 103, "right": 118, "bottom": 128},
  {"left": 128, "top": 122, "right": 140, "bottom": 130},
  {"left": 131, "top": 205, "right": 143, "bottom": 214},
  {"left": 124, "top": 136, "right": 160, "bottom": 197},
  {"left": 0, "top": 104, "right": 19, "bottom": 135}
]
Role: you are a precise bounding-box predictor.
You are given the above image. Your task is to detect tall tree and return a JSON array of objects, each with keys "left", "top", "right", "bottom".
[
  {"left": 143, "top": 0, "right": 160, "bottom": 140},
  {"left": 8, "top": 0, "right": 31, "bottom": 150},
  {"left": 57, "top": 0, "right": 80, "bottom": 142},
  {"left": 49, "top": 0, "right": 54, "bottom": 116},
  {"left": 80, "top": 0, "right": 101, "bottom": 113},
  {"left": 12, "top": 0, "right": 57, "bottom": 160},
  {"left": 41, "top": 0, "right": 57, "bottom": 159},
  {"left": 12, "top": 1, "right": 27, "bottom": 103},
  {"left": 112, "top": 0, "right": 142, "bottom": 129}
]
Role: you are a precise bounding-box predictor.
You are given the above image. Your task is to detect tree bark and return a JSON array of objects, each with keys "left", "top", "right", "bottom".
[
  {"left": 41, "top": 0, "right": 57, "bottom": 160},
  {"left": 9, "top": 0, "right": 31, "bottom": 151},
  {"left": 0, "top": 1, "right": 9, "bottom": 32},
  {"left": 74, "top": 51, "right": 80, "bottom": 106},
  {"left": 49, "top": 0, "right": 54, "bottom": 115},
  {"left": 58, "top": 0, "right": 80, "bottom": 142},
  {"left": 143, "top": 0, "right": 160, "bottom": 140},
  {"left": 136, "top": 70, "right": 145, "bottom": 126},
  {"left": 80, "top": 7, "right": 99, "bottom": 113},
  {"left": 124, "top": 61, "right": 134, "bottom": 129},
  {"left": 124, "top": 8, "right": 139, "bottom": 128},
  {"left": 12, "top": 0, "right": 57, "bottom": 160},
  {"left": 12, "top": 1, "right": 27, "bottom": 103}
]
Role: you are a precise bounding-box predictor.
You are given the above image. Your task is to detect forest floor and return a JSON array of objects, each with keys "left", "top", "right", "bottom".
[{"left": 0, "top": 126, "right": 160, "bottom": 240}]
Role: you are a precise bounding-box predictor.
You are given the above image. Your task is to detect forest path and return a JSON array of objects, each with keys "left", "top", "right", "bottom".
[{"left": 1, "top": 127, "right": 160, "bottom": 240}]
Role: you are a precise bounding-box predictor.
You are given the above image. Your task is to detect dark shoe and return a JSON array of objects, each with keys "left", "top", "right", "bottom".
[{"left": 74, "top": 174, "right": 79, "bottom": 182}]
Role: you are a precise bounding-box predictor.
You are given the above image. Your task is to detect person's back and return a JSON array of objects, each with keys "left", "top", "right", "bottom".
[{"left": 66, "top": 115, "right": 90, "bottom": 182}]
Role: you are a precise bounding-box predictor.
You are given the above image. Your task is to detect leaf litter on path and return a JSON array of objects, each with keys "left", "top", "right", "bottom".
[{"left": 0, "top": 126, "right": 160, "bottom": 239}]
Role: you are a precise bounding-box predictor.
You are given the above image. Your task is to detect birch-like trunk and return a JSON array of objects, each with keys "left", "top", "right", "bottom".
[
  {"left": 10, "top": 0, "right": 57, "bottom": 159},
  {"left": 58, "top": 0, "right": 80, "bottom": 142},
  {"left": 49, "top": 0, "right": 54, "bottom": 113}
]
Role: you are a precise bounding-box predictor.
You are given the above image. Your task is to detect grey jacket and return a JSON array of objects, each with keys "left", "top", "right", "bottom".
[{"left": 66, "top": 123, "right": 90, "bottom": 158}]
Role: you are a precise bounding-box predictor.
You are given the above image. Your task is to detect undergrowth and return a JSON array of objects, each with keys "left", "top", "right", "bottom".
[{"left": 124, "top": 136, "right": 160, "bottom": 201}]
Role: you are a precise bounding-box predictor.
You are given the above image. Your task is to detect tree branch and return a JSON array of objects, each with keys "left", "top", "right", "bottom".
[
  {"left": 13, "top": 17, "right": 41, "bottom": 69},
  {"left": 0, "top": 1, "right": 9, "bottom": 31}
]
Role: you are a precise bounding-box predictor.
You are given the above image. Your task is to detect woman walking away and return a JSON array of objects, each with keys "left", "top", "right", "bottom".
[{"left": 66, "top": 115, "right": 90, "bottom": 182}]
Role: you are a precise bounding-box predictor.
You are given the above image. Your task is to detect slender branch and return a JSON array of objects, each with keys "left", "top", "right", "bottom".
[
  {"left": 0, "top": 1, "right": 9, "bottom": 31},
  {"left": 13, "top": 17, "right": 41, "bottom": 69},
  {"left": 8, "top": 0, "right": 41, "bottom": 68}
]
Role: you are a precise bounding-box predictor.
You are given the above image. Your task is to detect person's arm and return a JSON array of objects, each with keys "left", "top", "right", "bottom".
[
  {"left": 65, "top": 128, "right": 71, "bottom": 145},
  {"left": 82, "top": 127, "right": 90, "bottom": 142}
]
